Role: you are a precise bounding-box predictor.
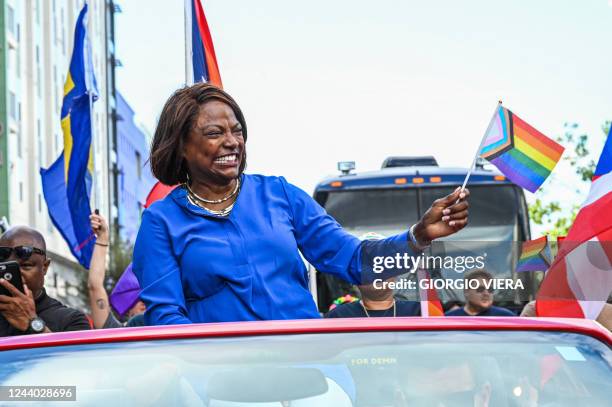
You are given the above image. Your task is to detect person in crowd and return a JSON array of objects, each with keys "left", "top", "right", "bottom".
[
  {"left": 445, "top": 269, "right": 515, "bottom": 317},
  {"left": 326, "top": 278, "right": 420, "bottom": 318},
  {"left": 0, "top": 226, "right": 90, "bottom": 335},
  {"left": 596, "top": 303, "right": 612, "bottom": 330},
  {"left": 443, "top": 300, "right": 463, "bottom": 313},
  {"left": 88, "top": 212, "right": 145, "bottom": 329},
  {"left": 109, "top": 264, "right": 146, "bottom": 327},
  {"left": 133, "top": 82, "right": 470, "bottom": 325},
  {"left": 521, "top": 300, "right": 612, "bottom": 331},
  {"left": 519, "top": 300, "right": 536, "bottom": 318}
]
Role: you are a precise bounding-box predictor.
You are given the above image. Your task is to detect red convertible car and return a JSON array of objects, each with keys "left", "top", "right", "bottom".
[{"left": 0, "top": 317, "right": 610, "bottom": 406}]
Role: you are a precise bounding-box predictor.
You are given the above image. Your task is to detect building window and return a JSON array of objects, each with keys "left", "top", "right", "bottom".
[
  {"left": 38, "top": 194, "right": 42, "bottom": 213},
  {"left": 53, "top": 65, "right": 59, "bottom": 112},
  {"left": 17, "top": 103, "right": 22, "bottom": 157},
  {"left": 36, "top": 46, "right": 41, "bottom": 98},
  {"left": 15, "top": 24, "right": 21, "bottom": 77},
  {"left": 136, "top": 152, "right": 142, "bottom": 180},
  {"left": 61, "top": 8, "right": 66, "bottom": 54},
  {"left": 19, "top": 182, "right": 23, "bottom": 202},
  {"left": 17, "top": 131, "right": 22, "bottom": 158},
  {"left": 37, "top": 120, "right": 42, "bottom": 164},
  {"left": 7, "top": 5, "right": 15, "bottom": 36},
  {"left": 52, "top": 0, "right": 57, "bottom": 40},
  {"left": 38, "top": 134, "right": 43, "bottom": 167},
  {"left": 8, "top": 92, "right": 16, "bottom": 120}
]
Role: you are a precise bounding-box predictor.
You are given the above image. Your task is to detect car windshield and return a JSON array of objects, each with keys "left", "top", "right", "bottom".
[{"left": 1, "top": 330, "right": 609, "bottom": 406}]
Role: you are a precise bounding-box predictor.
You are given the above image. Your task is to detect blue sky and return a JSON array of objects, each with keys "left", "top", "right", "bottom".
[{"left": 116, "top": 0, "right": 612, "bottom": 221}]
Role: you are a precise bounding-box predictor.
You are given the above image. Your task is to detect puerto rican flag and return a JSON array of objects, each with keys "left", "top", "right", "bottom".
[
  {"left": 184, "top": 0, "right": 222, "bottom": 87},
  {"left": 536, "top": 126, "right": 612, "bottom": 319}
]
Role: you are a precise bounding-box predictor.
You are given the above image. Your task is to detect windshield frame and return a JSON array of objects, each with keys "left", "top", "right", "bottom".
[
  {"left": 0, "top": 327, "right": 609, "bottom": 407},
  {"left": 0, "top": 318, "right": 610, "bottom": 352}
]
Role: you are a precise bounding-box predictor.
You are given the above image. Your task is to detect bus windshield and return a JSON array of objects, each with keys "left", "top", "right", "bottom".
[
  {"left": 317, "top": 184, "right": 528, "bottom": 306},
  {"left": 320, "top": 185, "right": 521, "bottom": 240},
  {"left": 321, "top": 188, "right": 420, "bottom": 235}
]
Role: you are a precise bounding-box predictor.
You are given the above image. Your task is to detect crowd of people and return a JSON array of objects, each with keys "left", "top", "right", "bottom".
[
  {"left": 0, "top": 82, "right": 609, "bottom": 336},
  {"left": 0, "top": 213, "right": 610, "bottom": 336}
]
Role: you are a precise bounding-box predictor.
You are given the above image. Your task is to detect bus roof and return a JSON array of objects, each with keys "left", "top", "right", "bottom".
[{"left": 315, "top": 165, "right": 512, "bottom": 192}]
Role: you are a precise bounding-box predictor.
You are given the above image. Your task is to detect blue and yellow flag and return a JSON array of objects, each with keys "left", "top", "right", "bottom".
[{"left": 40, "top": 3, "right": 98, "bottom": 269}]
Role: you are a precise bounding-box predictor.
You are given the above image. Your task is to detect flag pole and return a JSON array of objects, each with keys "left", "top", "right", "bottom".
[
  {"left": 84, "top": 0, "right": 99, "bottom": 211},
  {"left": 89, "top": 89, "right": 99, "bottom": 211},
  {"left": 458, "top": 101, "right": 503, "bottom": 195},
  {"left": 184, "top": 0, "right": 193, "bottom": 85}
]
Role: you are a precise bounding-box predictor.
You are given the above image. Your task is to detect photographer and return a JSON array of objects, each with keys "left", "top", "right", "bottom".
[{"left": 0, "top": 226, "right": 90, "bottom": 336}]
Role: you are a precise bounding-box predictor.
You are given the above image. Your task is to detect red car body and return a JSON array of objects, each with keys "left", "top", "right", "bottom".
[{"left": 0, "top": 317, "right": 610, "bottom": 350}]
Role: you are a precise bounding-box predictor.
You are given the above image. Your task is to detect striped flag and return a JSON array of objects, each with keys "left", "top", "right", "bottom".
[
  {"left": 417, "top": 269, "right": 444, "bottom": 317},
  {"left": 479, "top": 105, "right": 565, "bottom": 193},
  {"left": 516, "top": 236, "right": 551, "bottom": 273},
  {"left": 536, "top": 126, "right": 612, "bottom": 319},
  {"left": 185, "top": 0, "right": 222, "bottom": 86}
]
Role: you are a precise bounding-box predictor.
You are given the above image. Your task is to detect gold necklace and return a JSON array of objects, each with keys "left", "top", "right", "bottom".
[
  {"left": 186, "top": 193, "right": 236, "bottom": 217},
  {"left": 185, "top": 178, "right": 240, "bottom": 204},
  {"left": 186, "top": 180, "right": 241, "bottom": 217},
  {"left": 360, "top": 300, "right": 396, "bottom": 317}
]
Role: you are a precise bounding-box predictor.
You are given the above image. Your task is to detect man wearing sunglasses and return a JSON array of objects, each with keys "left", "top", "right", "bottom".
[
  {"left": 445, "top": 269, "right": 515, "bottom": 317},
  {"left": 0, "top": 226, "right": 90, "bottom": 336}
]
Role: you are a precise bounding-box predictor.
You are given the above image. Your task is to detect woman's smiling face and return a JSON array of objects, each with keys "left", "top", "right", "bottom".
[{"left": 183, "top": 100, "right": 245, "bottom": 185}]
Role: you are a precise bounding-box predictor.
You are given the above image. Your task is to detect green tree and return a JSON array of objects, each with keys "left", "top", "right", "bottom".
[{"left": 529, "top": 121, "right": 610, "bottom": 236}]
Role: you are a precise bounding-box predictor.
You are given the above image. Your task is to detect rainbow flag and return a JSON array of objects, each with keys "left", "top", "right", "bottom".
[
  {"left": 479, "top": 105, "right": 564, "bottom": 193},
  {"left": 516, "top": 236, "right": 551, "bottom": 273}
]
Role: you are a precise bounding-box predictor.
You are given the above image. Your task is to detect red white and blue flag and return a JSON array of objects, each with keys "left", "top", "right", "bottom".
[
  {"left": 536, "top": 126, "right": 612, "bottom": 319},
  {"left": 185, "top": 0, "right": 222, "bottom": 87},
  {"left": 147, "top": 1, "right": 222, "bottom": 200}
]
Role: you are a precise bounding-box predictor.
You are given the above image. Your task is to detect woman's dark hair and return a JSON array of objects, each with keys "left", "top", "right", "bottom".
[{"left": 150, "top": 83, "right": 247, "bottom": 185}]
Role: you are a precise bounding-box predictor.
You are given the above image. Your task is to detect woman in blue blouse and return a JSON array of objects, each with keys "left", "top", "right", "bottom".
[{"left": 133, "top": 83, "right": 470, "bottom": 325}]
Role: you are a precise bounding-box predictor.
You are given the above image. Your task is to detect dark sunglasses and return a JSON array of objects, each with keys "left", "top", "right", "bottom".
[
  {"left": 0, "top": 246, "right": 47, "bottom": 262},
  {"left": 475, "top": 286, "right": 495, "bottom": 294}
]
